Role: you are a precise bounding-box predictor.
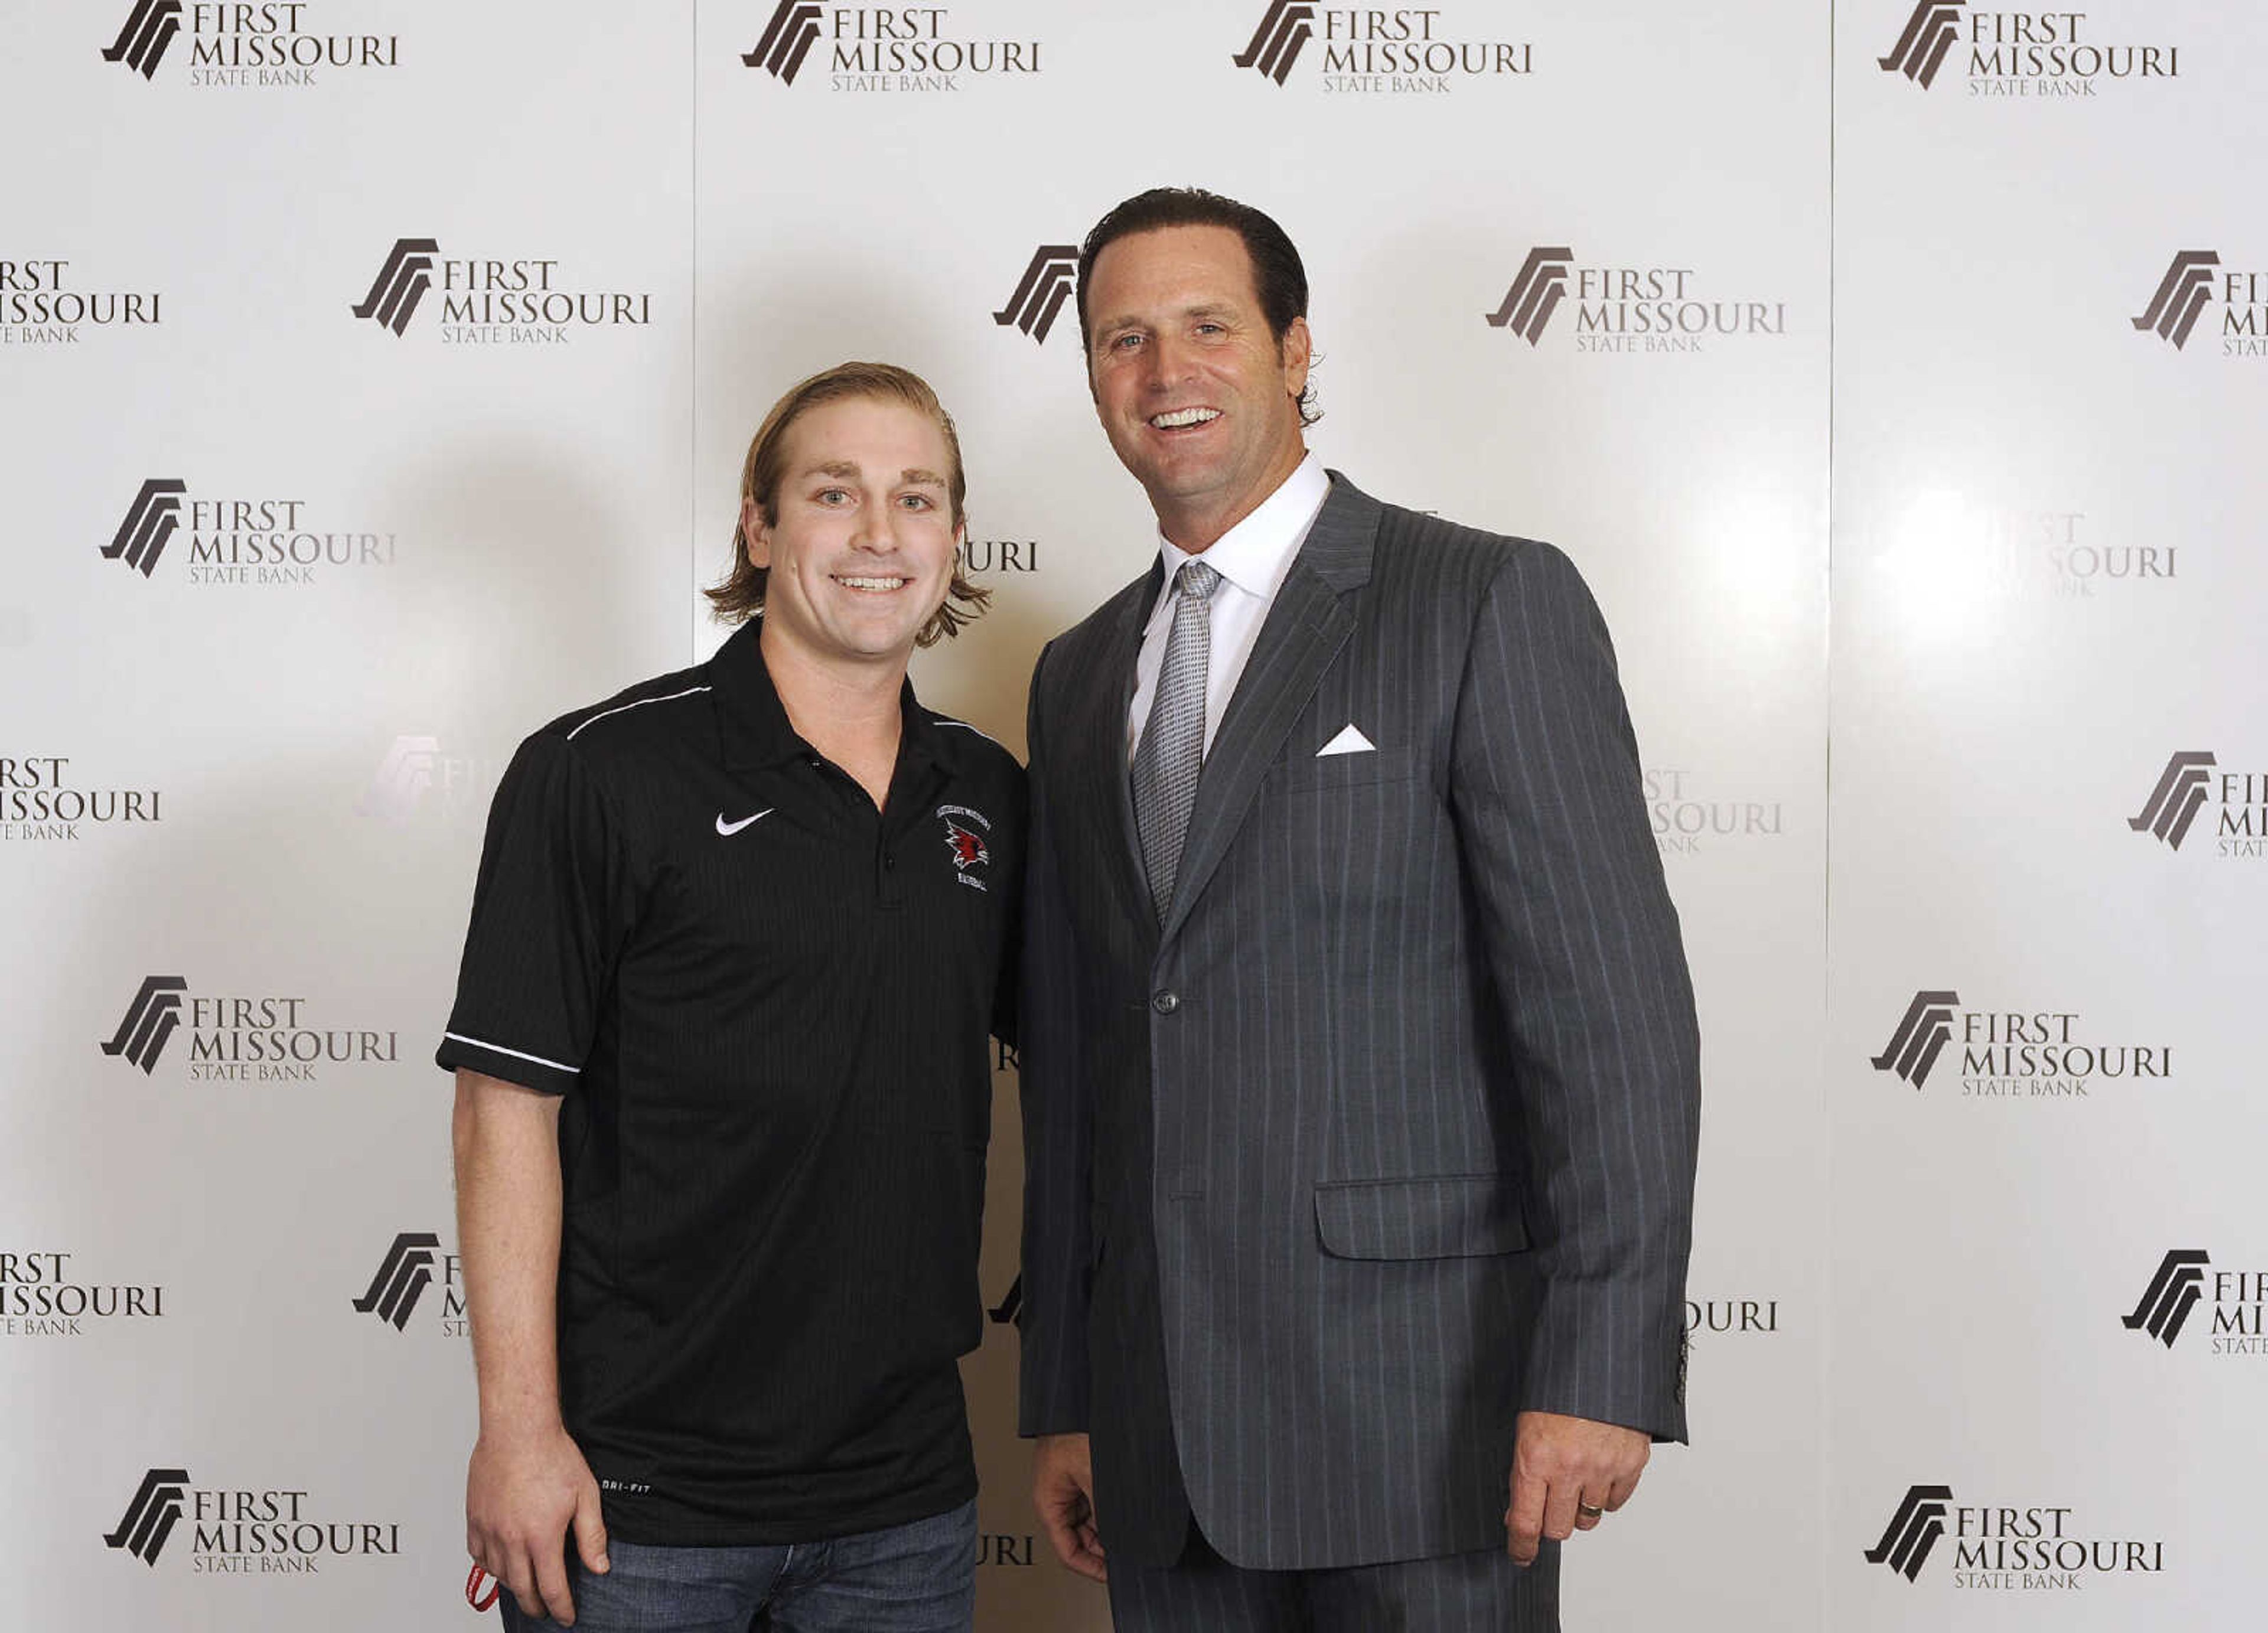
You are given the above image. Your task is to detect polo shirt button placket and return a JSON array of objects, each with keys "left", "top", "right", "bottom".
[{"left": 876, "top": 832, "right": 904, "bottom": 907}]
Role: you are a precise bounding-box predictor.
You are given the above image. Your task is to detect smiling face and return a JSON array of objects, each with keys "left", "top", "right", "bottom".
[
  {"left": 1083, "top": 224, "right": 1312, "bottom": 550},
  {"left": 742, "top": 394, "right": 965, "bottom": 677}
]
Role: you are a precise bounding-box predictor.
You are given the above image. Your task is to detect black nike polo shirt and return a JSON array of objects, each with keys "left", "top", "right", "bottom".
[{"left": 436, "top": 620, "right": 1022, "bottom": 1546}]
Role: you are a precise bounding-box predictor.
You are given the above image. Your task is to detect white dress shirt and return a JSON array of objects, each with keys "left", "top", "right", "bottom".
[{"left": 1127, "top": 454, "right": 1331, "bottom": 764}]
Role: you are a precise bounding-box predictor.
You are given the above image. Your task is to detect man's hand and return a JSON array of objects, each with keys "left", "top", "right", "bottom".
[
  {"left": 1032, "top": 1432, "right": 1107, "bottom": 1583},
  {"left": 1504, "top": 1410, "right": 1650, "bottom": 1566},
  {"left": 467, "top": 1423, "right": 610, "bottom": 1626}
]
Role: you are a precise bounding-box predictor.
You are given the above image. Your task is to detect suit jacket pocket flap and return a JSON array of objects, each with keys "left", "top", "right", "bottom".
[
  {"left": 1314, "top": 1175, "right": 1529, "bottom": 1260},
  {"left": 1279, "top": 744, "right": 1420, "bottom": 792}
]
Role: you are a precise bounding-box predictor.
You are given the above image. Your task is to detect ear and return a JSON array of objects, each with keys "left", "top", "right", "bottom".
[
  {"left": 741, "top": 496, "right": 771, "bottom": 569},
  {"left": 1280, "top": 316, "right": 1313, "bottom": 402}
]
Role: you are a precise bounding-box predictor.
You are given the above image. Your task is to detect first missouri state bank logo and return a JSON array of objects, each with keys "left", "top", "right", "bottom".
[
  {"left": 992, "top": 246, "right": 1077, "bottom": 345},
  {"left": 2129, "top": 751, "right": 2215, "bottom": 848},
  {"left": 1877, "top": 1, "right": 2178, "bottom": 96},
  {"left": 351, "top": 238, "right": 436, "bottom": 335},
  {"left": 351, "top": 1232, "right": 468, "bottom": 1334},
  {"left": 1876, "top": 2, "right": 1960, "bottom": 88},
  {"left": 103, "top": 0, "right": 400, "bottom": 85},
  {"left": 2, "top": 755, "right": 163, "bottom": 843},
  {"left": 744, "top": 1, "right": 822, "bottom": 80},
  {"left": 358, "top": 734, "right": 491, "bottom": 824},
  {"left": 1862, "top": 1484, "right": 2165, "bottom": 1589},
  {"left": 2133, "top": 252, "right": 2217, "bottom": 350},
  {"left": 2124, "top": 1250, "right": 2208, "bottom": 1346},
  {"left": 352, "top": 1233, "right": 439, "bottom": 1330},
  {"left": 102, "top": 1, "right": 180, "bottom": 77},
  {"left": 99, "top": 976, "right": 397, "bottom": 1081},
  {"left": 101, "top": 478, "right": 397, "bottom": 585},
  {"left": 1865, "top": 1484, "right": 1953, "bottom": 1580},
  {"left": 104, "top": 480, "right": 186, "bottom": 577},
  {"left": 2123, "top": 1249, "right": 2267, "bottom": 1355},
  {"left": 1, "top": 258, "right": 164, "bottom": 343},
  {"left": 350, "top": 239, "right": 653, "bottom": 343},
  {"left": 103, "top": 1468, "right": 402, "bottom": 1572},
  {"left": 2133, "top": 250, "right": 2268, "bottom": 357},
  {"left": 1869, "top": 990, "right": 2170, "bottom": 1098},
  {"left": 1485, "top": 247, "right": 1570, "bottom": 344},
  {"left": 2129, "top": 751, "right": 2268, "bottom": 858},
  {"left": 1232, "top": 1, "right": 1532, "bottom": 90},
  {"left": 741, "top": 2, "right": 1041, "bottom": 91},
  {"left": 1233, "top": 1, "right": 1313, "bottom": 83},
  {"left": 102, "top": 976, "right": 187, "bottom": 1074},
  {"left": 1644, "top": 767, "right": 1786, "bottom": 857},
  {"left": 1485, "top": 247, "right": 1787, "bottom": 353},
  {"left": 1871, "top": 990, "right": 1959, "bottom": 1087},
  {"left": 106, "top": 1468, "right": 190, "bottom": 1564}
]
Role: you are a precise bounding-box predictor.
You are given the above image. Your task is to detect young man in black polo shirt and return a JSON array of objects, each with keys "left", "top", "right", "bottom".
[{"left": 441, "top": 362, "right": 1021, "bottom": 1632}]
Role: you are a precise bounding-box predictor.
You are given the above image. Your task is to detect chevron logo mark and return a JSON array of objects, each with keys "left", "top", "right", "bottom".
[
  {"left": 2129, "top": 751, "right": 2217, "bottom": 849},
  {"left": 102, "top": 0, "right": 183, "bottom": 79},
  {"left": 1871, "top": 990, "right": 1960, "bottom": 1088},
  {"left": 352, "top": 1232, "right": 441, "bottom": 1330},
  {"left": 2123, "top": 1249, "right": 2211, "bottom": 1347},
  {"left": 993, "top": 246, "right": 1079, "bottom": 344},
  {"left": 350, "top": 239, "right": 441, "bottom": 337},
  {"left": 103, "top": 479, "right": 188, "bottom": 578},
  {"left": 2132, "top": 251, "right": 2221, "bottom": 350},
  {"left": 1879, "top": 0, "right": 1966, "bottom": 89},
  {"left": 100, "top": 976, "right": 189, "bottom": 1075},
  {"left": 358, "top": 735, "right": 441, "bottom": 823},
  {"left": 105, "top": 1468, "right": 191, "bottom": 1565},
  {"left": 1484, "top": 247, "right": 1575, "bottom": 344},
  {"left": 987, "top": 1272, "right": 1022, "bottom": 1325},
  {"left": 743, "top": 1, "right": 825, "bottom": 83},
  {"left": 1865, "top": 1484, "right": 1955, "bottom": 1580},
  {"left": 1233, "top": 1, "right": 1317, "bottom": 84}
]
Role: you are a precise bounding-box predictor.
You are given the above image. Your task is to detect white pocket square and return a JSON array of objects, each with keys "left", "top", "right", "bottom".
[{"left": 1317, "top": 724, "right": 1376, "bottom": 757}]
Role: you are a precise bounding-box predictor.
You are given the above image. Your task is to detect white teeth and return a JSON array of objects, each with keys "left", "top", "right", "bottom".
[
  {"left": 1151, "top": 408, "right": 1221, "bottom": 429},
  {"left": 836, "top": 576, "right": 907, "bottom": 591}
]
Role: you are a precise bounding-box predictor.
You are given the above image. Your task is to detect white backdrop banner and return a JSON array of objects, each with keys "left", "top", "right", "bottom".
[{"left": 0, "top": 1, "right": 2255, "bottom": 1628}]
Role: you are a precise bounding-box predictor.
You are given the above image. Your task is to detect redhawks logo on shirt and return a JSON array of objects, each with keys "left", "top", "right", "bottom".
[
  {"left": 936, "top": 804, "right": 992, "bottom": 890},
  {"left": 944, "top": 819, "right": 989, "bottom": 871}
]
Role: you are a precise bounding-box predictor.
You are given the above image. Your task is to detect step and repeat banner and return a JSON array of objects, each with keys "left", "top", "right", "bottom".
[{"left": 1, "top": 1, "right": 2254, "bottom": 1628}]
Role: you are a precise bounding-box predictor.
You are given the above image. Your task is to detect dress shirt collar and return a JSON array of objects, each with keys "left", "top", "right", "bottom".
[{"left": 1153, "top": 452, "right": 1330, "bottom": 607}]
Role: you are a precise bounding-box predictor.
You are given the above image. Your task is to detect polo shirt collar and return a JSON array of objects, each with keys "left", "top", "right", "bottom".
[{"left": 711, "top": 620, "right": 944, "bottom": 773}]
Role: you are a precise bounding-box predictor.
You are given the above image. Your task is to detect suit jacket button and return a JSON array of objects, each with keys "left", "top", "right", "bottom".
[{"left": 1151, "top": 990, "right": 1179, "bottom": 1015}]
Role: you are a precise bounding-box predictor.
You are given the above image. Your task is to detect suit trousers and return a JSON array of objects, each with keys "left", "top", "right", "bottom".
[{"left": 1105, "top": 1521, "right": 1559, "bottom": 1632}]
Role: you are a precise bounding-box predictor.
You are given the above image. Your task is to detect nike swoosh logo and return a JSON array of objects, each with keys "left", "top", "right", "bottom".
[{"left": 715, "top": 809, "right": 773, "bottom": 836}]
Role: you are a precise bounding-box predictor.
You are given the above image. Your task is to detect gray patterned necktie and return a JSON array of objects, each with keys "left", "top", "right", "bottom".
[{"left": 1131, "top": 559, "right": 1222, "bottom": 923}]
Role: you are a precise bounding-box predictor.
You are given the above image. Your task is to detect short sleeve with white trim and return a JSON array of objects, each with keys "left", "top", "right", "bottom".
[{"left": 439, "top": 726, "right": 632, "bottom": 1094}]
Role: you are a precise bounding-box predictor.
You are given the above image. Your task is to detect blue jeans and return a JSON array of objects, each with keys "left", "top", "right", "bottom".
[{"left": 497, "top": 1500, "right": 976, "bottom": 1633}]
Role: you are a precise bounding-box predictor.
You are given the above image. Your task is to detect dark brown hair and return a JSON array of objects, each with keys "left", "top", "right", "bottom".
[{"left": 706, "top": 361, "right": 990, "bottom": 646}]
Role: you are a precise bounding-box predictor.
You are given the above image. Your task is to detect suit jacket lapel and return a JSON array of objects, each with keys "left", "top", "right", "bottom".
[
  {"left": 1069, "top": 563, "right": 1162, "bottom": 933},
  {"left": 1159, "top": 474, "right": 1380, "bottom": 944}
]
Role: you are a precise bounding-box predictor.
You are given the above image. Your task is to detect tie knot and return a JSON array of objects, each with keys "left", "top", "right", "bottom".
[{"left": 1176, "top": 559, "right": 1221, "bottom": 602}]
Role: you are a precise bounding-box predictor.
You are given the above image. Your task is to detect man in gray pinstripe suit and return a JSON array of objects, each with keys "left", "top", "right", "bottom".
[{"left": 1018, "top": 187, "right": 1701, "bottom": 1629}]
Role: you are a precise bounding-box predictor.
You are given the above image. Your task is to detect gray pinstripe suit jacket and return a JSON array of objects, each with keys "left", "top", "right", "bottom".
[{"left": 1018, "top": 473, "right": 1700, "bottom": 1575}]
